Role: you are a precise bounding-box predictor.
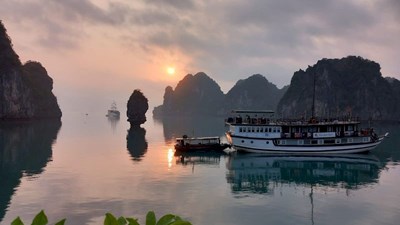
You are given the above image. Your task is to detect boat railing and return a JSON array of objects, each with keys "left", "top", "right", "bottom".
[
  {"left": 226, "top": 116, "right": 361, "bottom": 126},
  {"left": 279, "top": 128, "right": 376, "bottom": 139}
]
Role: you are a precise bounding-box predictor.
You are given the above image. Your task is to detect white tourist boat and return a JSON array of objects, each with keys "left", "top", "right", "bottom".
[
  {"left": 106, "top": 102, "right": 120, "bottom": 119},
  {"left": 225, "top": 110, "right": 389, "bottom": 154}
]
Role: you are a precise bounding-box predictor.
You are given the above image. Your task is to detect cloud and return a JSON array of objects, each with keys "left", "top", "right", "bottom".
[{"left": 1, "top": 0, "right": 399, "bottom": 87}]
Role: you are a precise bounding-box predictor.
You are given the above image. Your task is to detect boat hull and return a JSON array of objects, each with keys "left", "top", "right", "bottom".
[
  {"left": 175, "top": 143, "right": 230, "bottom": 152},
  {"left": 226, "top": 133, "right": 385, "bottom": 154}
]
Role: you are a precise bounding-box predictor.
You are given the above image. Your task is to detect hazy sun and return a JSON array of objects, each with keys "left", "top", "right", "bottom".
[{"left": 166, "top": 67, "right": 175, "bottom": 75}]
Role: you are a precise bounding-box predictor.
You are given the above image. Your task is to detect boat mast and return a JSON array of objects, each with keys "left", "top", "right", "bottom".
[{"left": 311, "top": 72, "right": 316, "bottom": 118}]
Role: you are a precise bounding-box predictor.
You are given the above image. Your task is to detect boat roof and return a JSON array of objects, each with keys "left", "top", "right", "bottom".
[
  {"left": 231, "top": 110, "right": 275, "bottom": 114},
  {"left": 176, "top": 136, "right": 220, "bottom": 141}
]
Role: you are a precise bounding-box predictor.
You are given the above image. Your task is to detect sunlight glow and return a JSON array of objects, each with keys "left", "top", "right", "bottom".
[
  {"left": 166, "top": 67, "right": 175, "bottom": 75},
  {"left": 167, "top": 148, "right": 174, "bottom": 168}
]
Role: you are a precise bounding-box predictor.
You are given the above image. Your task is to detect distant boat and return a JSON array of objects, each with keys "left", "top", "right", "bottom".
[
  {"left": 106, "top": 102, "right": 120, "bottom": 119},
  {"left": 175, "top": 135, "right": 230, "bottom": 152}
]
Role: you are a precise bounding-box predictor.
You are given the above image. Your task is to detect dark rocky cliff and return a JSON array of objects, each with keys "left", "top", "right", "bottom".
[
  {"left": 224, "top": 74, "right": 287, "bottom": 112},
  {"left": 153, "top": 73, "right": 287, "bottom": 117},
  {"left": 153, "top": 72, "right": 225, "bottom": 116},
  {"left": 277, "top": 56, "right": 399, "bottom": 120},
  {"left": 0, "top": 21, "right": 61, "bottom": 120}
]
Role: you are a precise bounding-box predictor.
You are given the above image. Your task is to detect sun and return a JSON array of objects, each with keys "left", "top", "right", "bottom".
[{"left": 166, "top": 67, "right": 175, "bottom": 75}]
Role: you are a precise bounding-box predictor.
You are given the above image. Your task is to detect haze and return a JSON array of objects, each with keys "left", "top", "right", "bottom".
[{"left": 1, "top": 0, "right": 399, "bottom": 114}]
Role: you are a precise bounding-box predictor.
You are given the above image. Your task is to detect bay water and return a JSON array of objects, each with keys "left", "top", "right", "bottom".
[{"left": 1, "top": 113, "right": 399, "bottom": 225}]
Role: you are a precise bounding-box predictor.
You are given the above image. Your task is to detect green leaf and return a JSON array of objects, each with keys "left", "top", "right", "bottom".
[
  {"left": 54, "top": 219, "right": 66, "bottom": 225},
  {"left": 31, "top": 210, "right": 48, "bottom": 225},
  {"left": 170, "top": 221, "right": 192, "bottom": 225},
  {"left": 173, "top": 216, "right": 182, "bottom": 221},
  {"left": 126, "top": 218, "right": 140, "bottom": 225},
  {"left": 145, "top": 211, "right": 156, "bottom": 225},
  {"left": 104, "top": 213, "right": 119, "bottom": 225},
  {"left": 156, "top": 214, "right": 176, "bottom": 225},
  {"left": 11, "top": 217, "right": 24, "bottom": 225},
  {"left": 118, "top": 216, "right": 127, "bottom": 225}
]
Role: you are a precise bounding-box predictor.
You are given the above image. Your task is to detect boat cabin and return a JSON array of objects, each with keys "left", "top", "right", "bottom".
[{"left": 176, "top": 136, "right": 221, "bottom": 146}]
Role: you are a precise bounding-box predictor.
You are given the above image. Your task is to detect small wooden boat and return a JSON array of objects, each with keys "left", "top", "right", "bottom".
[{"left": 175, "top": 135, "right": 230, "bottom": 152}]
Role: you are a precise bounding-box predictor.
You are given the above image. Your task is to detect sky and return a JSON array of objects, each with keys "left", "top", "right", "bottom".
[{"left": 1, "top": 0, "right": 399, "bottom": 114}]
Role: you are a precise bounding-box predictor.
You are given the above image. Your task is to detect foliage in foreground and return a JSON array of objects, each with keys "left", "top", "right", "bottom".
[{"left": 11, "top": 210, "right": 192, "bottom": 225}]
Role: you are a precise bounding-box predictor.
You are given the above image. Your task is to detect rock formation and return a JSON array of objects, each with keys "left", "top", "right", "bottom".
[
  {"left": 153, "top": 72, "right": 225, "bottom": 116},
  {"left": 277, "top": 56, "right": 399, "bottom": 120},
  {"left": 153, "top": 72, "right": 286, "bottom": 117},
  {"left": 0, "top": 20, "right": 62, "bottom": 120},
  {"left": 224, "top": 74, "right": 287, "bottom": 112},
  {"left": 127, "top": 89, "right": 149, "bottom": 127},
  {"left": 153, "top": 56, "right": 399, "bottom": 120}
]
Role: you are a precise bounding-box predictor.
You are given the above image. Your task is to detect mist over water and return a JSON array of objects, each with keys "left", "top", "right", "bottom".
[{"left": 1, "top": 112, "right": 399, "bottom": 225}]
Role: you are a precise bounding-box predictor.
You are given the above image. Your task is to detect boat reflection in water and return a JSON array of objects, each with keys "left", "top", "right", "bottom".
[
  {"left": 107, "top": 116, "right": 120, "bottom": 133},
  {"left": 175, "top": 151, "right": 227, "bottom": 166},
  {"left": 226, "top": 153, "right": 382, "bottom": 194}
]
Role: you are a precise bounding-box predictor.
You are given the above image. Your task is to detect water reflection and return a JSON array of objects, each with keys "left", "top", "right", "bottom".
[
  {"left": 107, "top": 117, "right": 119, "bottom": 133},
  {"left": 370, "top": 122, "right": 400, "bottom": 163},
  {"left": 154, "top": 115, "right": 228, "bottom": 142},
  {"left": 126, "top": 127, "right": 148, "bottom": 161},
  {"left": 226, "top": 153, "right": 383, "bottom": 195},
  {"left": 175, "top": 151, "right": 227, "bottom": 166},
  {"left": 174, "top": 151, "right": 227, "bottom": 173},
  {"left": 0, "top": 120, "right": 61, "bottom": 221}
]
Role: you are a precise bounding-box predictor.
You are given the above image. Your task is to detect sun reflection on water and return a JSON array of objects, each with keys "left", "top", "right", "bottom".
[{"left": 167, "top": 148, "right": 174, "bottom": 169}]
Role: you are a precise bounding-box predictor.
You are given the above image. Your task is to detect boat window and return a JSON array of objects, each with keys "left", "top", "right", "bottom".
[
  {"left": 277, "top": 128, "right": 281, "bottom": 133},
  {"left": 273, "top": 128, "right": 276, "bottom": 133},
  {"left": 309, "top": 127, "right": 317, "bottom": 133},
  {"left": 348, "top": 138, "right": 353, "bottom": 143},
  {"left": 324, "top": 139, "right": 335, "bottom": 144},
  {"left": 320, "top": 126, "right": 327, "bottom": 132},
  {"left": 311, "top": 140, "right": 318, "bottom": 145},
  {"left": 239, "top": 127, "right": 242, "bottom": 132},
  {"left": 269, "top": 128, "right": 272, "bottom": 132},
  {"left": 252, "top": 127, "right": 255, "bottom": 132},
  {"left": 298, "top": 140, "right": 304, "bottom": 145}
]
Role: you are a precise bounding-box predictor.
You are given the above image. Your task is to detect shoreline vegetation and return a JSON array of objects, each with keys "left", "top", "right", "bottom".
[{"left": 11, "top": 211, "right": 192, "bottom": 225}]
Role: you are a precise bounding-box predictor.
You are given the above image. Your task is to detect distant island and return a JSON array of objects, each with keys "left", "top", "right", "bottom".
[
  {"left": 153, "top": 72, "right": 287, "bottom": 117},
  {"left": 153, "top": 56, "right": 400, "bottom": 121},
  {"left": 0, "top": 21, "right": 61, "bottom": 120}
]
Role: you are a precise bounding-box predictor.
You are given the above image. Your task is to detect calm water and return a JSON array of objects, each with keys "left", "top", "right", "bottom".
[{"left": 1, "top": 113, "right": 400, "bottom": 225}]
